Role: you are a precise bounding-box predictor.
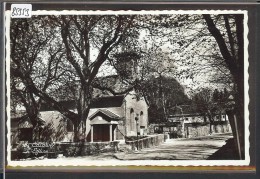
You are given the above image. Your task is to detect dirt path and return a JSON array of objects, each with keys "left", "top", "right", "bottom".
[{"left": 114, "top": 133, "right": 233, "bottom": 160}]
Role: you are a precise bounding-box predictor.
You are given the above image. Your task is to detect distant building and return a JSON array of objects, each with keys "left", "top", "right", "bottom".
[
  {"left": 148, "top": 105, "right": 230, "bottom": 139},
  {"left": 168, "top": 105, "right": 228, "bottom": 124},
  {"left": 168, "top": 105, "right": 206, "bottom": 124}
]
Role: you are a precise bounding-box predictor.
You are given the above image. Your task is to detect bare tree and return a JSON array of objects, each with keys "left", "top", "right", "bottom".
[
  {"left": 202, "top": 14, "right": 245, "bottom": 159},
  {"left": 192, "top": 88, "right": 218, "bottom": 133},
  {"left": 11, "top": 15, "right": 136, "bottom": 142},
  {"left": 10, "top": 17, "right": 65, "bottom": 141}
]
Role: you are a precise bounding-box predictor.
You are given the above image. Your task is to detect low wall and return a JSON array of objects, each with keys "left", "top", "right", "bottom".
[
  {"left": 186, "top": 123, "right": 232, "bottom": 138},
  {"left": 212, "top": 123, "right": 231, "bottom": 133},
  {"left": 125, "top": 134, "right": 168, "bottom": 150},
  {"left": 186, "top": 124, "right": 209, "bottom": 138},
  {"left": 56, "top": 141, "right": 119, "bottom": 157}
]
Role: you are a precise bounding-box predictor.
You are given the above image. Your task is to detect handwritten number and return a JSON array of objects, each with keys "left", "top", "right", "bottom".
[{"left": 11, "top": 7, "right": 30, "bottom": 17}]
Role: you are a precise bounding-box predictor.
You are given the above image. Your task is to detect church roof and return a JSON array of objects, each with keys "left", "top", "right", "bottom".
[
  {"left": 90, "top": 95, "right": 125, "bottom": 108},
  {"left": 40, "top": 95, "right": 125, "bottom": 112},
  {"left": 11, "top": 111, "right": 27, "bottom": 119},
  {"left": 40, "top": 100, "right": 76, "bottom": 111},
  {"left": 89, "top": 109, "right": 121, "bottom": 121},
  {"left": 11, "top": 111, "right": 45, "bottom": 128}
]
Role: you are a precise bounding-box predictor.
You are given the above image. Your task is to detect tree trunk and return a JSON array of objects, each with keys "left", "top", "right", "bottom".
[
  {"left": 226, "top": 110, "right": 241, "bottom": 159},
  {"left": 203, "top": 115, "right": 207, "bottom": 123},
  {"left": 73, "top": 121, "right": 80, "bottom": 142},
  {"left": 207, "top": 112, "right": 213, "bottom": 134},
  {"left": 232, "top": 82, "right": 245, "bottom": 159},
  {"left": 78, "top": 85, "right": 92, "bottom": 141},
  {"left": 209, "top": 122, "right": 212, "bottom": 134},
  {"left": 162, "top": 93, "right": 168, "bottom": 122},
  {"left": 32, "top": 123, "right": 38, "bottom": 142}
]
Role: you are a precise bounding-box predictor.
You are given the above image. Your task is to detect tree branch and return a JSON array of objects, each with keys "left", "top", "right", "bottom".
[
  {"left": 203, "top": 14, "right": 238, "bottom": 76},
  {"left": 223, "top": 15, "right": 236, "bottom": 58}
]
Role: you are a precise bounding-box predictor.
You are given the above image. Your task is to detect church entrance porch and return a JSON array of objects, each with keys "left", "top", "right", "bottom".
[
  {"left": 88, "top": 109, "right": 121, "bottom": 142},
  {"left": 91, "top": 124, "right": 117, "bottom": 142}
]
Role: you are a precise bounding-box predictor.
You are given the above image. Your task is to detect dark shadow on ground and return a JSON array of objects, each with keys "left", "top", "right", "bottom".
[{"left": 207, "top": 138, "right": 240, "bottom": 160}]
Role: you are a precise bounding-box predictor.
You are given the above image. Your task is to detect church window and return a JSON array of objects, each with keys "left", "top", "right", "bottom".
[
  {"left": 140, "top": 111, "right": 144, "bottom": 126},
  {"left": 67, "top": 119, "right": 74, "bottom": 132}
]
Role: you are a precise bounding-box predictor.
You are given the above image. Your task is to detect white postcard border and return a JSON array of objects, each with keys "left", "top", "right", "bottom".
[{"left": 5, "top": 9, "right": 250, "bottom": 167}]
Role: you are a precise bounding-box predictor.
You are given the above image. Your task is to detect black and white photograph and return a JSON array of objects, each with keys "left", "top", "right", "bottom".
[{"left": 6, "top": 10, "right": 249, "bottom": 166}]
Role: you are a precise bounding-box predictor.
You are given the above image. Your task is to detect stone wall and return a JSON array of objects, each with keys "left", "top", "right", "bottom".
[
  {"left": 186, "top": 124, "right": 210, "bottom": 138},
  {"left": 211, "top": 123, "right": 232, "bottom": 133},
  {"left": 186, "top": 123, "right": 232, "bottom": 138},
  {"left": 125, "top": 134, "right": 168, "bottom": 150}
]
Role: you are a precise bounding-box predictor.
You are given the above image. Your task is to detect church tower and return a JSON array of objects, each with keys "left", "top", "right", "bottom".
[{"left": 114, "top": 51, "right": 141, "bottom": 81}]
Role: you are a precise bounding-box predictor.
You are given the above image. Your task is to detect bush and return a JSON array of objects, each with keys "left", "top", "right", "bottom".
[
  {"left": 16, "top": 142, "right": 31, "bottom": 159},
  {"left": 110, "top": 141, "right": 119, "bottom": 152},
  {"left": 64, "top": 145, "right": 80, "bottom": 157},
  {"left": 63, "top": 142, "right": 85, "bottom": 157},
  {"left": 47, "top": 152, "right": 58, "bottom": 159}
]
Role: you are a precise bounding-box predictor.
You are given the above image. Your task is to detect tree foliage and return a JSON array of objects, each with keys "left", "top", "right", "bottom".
[
  {"left": 10, "top": 17, "right": 65, "bottom": 141},
  {"left": 141, "top": 76, "right": 190, "bottom": 123},
  {"left": 191, "top": 88, "right": 231, "bottom": 132}
]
